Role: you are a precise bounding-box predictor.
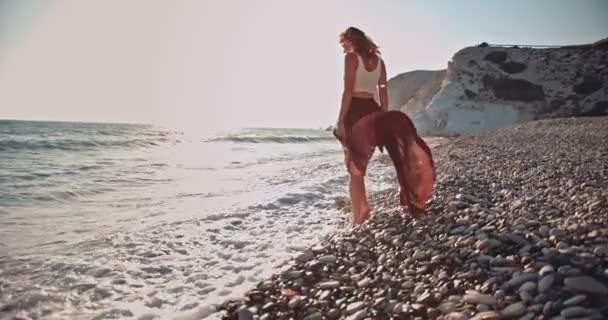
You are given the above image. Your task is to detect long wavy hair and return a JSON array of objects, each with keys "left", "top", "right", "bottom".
[{"left": 339, "top": 27, "right": 381, "bottom": 58}]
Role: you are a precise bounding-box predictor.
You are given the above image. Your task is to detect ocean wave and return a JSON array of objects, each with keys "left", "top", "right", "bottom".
[
  {"left": 204, "top": 135, "right": 334, "bottom": 144},
  {"left": 0, "top": 138, "right": 169, "bottom": 151}
]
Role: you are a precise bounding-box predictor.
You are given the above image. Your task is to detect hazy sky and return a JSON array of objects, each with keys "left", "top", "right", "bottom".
[{"left": 1, "top": 0, "right": 607, "bottom": 132}]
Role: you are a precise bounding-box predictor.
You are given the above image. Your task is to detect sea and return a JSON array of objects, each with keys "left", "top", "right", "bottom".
[{"left": 0, "top": 120, "right": 404, "bottom": 320}]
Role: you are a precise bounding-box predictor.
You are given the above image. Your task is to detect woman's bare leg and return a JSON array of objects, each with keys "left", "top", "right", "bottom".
[
  {"left": 343, "top": 147, "right": 371, "bottom": 224},
  {"left": 358, "top": 178, "right": 371, "bottom": 223},
  {"left": 349, "top": 172, "right": 370, "bottom": 224},
  {"left": 348, "top": 174, "right": 360, "bottom": 223},
  {"left": 347, "top": 158, "right": 371, "bottom": 224},
  {"left": 343, "top": 148, "right": 360, "bottom": 223}
]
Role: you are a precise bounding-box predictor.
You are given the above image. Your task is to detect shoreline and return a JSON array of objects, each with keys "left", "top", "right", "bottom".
[{"left": 215, "top": 117, "right": 608, "bottom": 320}]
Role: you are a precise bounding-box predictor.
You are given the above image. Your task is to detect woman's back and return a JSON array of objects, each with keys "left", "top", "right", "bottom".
[{"left": 354, "top": 54, "right": 382, "bottom": 95}]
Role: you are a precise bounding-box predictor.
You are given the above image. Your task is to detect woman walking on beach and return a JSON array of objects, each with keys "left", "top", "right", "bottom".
[{"left": 334, "top": 27, "right": 435, "bottom": 224}]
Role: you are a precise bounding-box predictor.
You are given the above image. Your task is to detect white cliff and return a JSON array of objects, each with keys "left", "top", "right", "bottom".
[
  {"left": 411, "top": 40, "right": 608, "bottom": 136},
  {"left": 387, "top": 70, "right": 446, "bottom": 116}
]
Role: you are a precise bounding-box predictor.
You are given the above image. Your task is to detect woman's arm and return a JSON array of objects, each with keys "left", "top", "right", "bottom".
[
  {"left": 337, "top": 52, "right": 358, "bottom": 125},
  {"left": 378, "top": 59, "right": 388, "bottom": 112}
]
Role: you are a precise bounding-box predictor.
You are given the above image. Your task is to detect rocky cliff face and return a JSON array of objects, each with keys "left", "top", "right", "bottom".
[
  {"left": 387, "top": 70, "right": 446, "bottom": 116},
  {"left": 411, "top": 41, "right": 608, "bottom": 135}
]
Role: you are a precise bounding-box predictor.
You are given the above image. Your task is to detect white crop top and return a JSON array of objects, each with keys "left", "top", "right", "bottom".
[{"left": 353, "top": 54, "right": 381, "bottom": 94}]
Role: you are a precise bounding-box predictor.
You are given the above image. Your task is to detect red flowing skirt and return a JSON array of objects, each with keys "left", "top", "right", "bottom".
[{"left": 334, "top": 98, "right": 435, "bottom": 214}]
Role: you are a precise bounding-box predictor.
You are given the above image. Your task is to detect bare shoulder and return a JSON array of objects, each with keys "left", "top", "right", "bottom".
[
  {"left": 344, "top": 52, "right": 358, "bottom": 66},
  {"left": 345, "top": 52, "right": 358, "bottom": 59}
]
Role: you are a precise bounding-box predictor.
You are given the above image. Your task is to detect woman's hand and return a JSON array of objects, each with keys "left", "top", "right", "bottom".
[{"left": 336, "top": 122, "right": 346, "bottom": 140}]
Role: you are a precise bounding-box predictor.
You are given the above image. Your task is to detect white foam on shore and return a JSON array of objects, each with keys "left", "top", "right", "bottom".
[{"left": 1, "top": 203, "right": 342, "bottom": 319}]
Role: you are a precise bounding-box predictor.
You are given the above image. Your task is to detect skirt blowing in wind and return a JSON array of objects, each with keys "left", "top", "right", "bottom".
[{"left": 335, "top": 102, "right": 435, "bottom": 215}]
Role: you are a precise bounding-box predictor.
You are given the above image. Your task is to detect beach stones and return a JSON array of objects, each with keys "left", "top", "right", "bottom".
[
  {"left": 445, "top": 312, "right": 469, "bottom": 320},
  {"left": 550, "top": 228, "right": 566, "bottom": 238},
  {"left": 219, "top": 118, "right": 608, "bottom": 320},
  {"left": 412, "top": 249, "right": 427, "bottom": 260},
  {"left": 463, "top": 293, "right": 496, "bottom": 305},
  {"left": 501, "top": 302, "right": 526, "bottom": 318},
  {"left": 508, "top": 273, "right": 538, "bottom": 288},
  {"left": 471, "top": 311, "right": 501, "bottom": 320},
  {"left": 356, "top": 278, "right": 371, "bottom": 288},
  {"left": 449, "top": 226, "right": 466, "bottom": 235},
  {"left": 295, "top": 250, "right": 314, "bottom": 263},
  {"left": 326, "top": 308, "right": 341, "bottom": 319},
  {"left": 318, "top": 281, "right": 340, "bottom": 289},
  {"left": 538, "top": 274, "right": 555, "bottom": 293},
  {"left": 346, "top": 309, "right": 367, "bottom": 320},
  {"left": 302, "top": 312, "right": 323, "bottom": 320},
  {"left": 345, "top": 302, "right": 365, "bottom": 315},
  {"left": 560, "top": 306, "right": 590, "bottom": 318},
  {"left": 563, "top": 294, "right": 586, "bottom": 306},
  {"left": 288, "top": 296, "right": 301, "bottom": 309},
  {"left": 539, "top": 265, "right": 555, "bottom": 277},
  {"left": 476, "top": 239, "right": 501, "bottom": 251},
  {"left": 564, "top": 276, "right": 608, "bottom": 295},
  {"left": 318, "top": 255, "right": 337, "bottom": 265}
]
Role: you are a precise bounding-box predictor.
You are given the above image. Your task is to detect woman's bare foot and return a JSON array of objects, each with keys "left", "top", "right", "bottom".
[
  {"left": 351, "top": 207, "right": 370, "bottom": 224},
  {"left": 358, "top": 208, "right": 370, "bottom": 223},
  {"left": 408, "top": 206, "right": 425, "bottom": 217},
  {"left": 351, "top": 210, "right": 361, "bottom": 225}
]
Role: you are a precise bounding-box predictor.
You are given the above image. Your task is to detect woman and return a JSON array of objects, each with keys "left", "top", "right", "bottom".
[{"left": 334, "top": 27, "right": 435, "bottom": 224}]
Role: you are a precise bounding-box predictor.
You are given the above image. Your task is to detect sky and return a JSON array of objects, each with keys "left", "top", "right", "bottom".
[{"left": 1, "top": 0, "right": 607, "bottom": 132}]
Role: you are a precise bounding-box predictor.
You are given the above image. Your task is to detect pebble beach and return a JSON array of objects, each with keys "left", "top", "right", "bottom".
[{"left": 218, "top": 117, "right": 608, "bottom": 320}]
